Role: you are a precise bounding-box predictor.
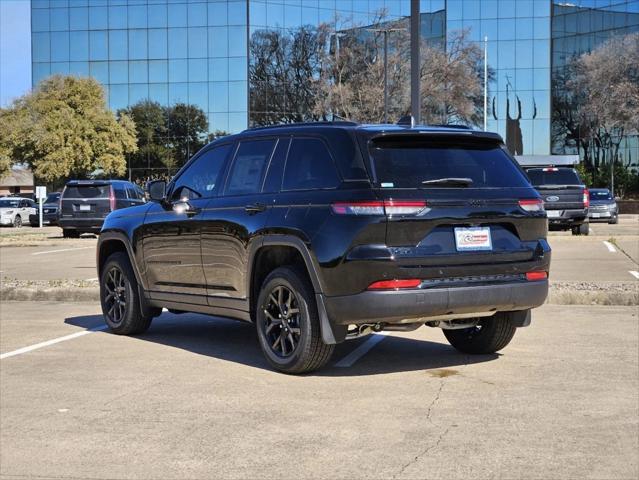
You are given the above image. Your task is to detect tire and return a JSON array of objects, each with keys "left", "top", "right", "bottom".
[
  {"left": 12, "top": 215, "right": 22, "bottom": 228},
  {"left": 579, "top": 223, "right": 589, "bottom": 235},
  {"left": 443, "top": 312, "right": 517, "bottom": 355},
  {"left": 255, "top": 266, "right": 334, "bottom": 374},
  {"left": 100, "top": 251, "right": 153, "bottom": 335},
  {"left": 62, "top": 229, "right": 79, "bottom": 238},
  {"left": 609, "top": 215, "right": 618, "bottom": 225}
]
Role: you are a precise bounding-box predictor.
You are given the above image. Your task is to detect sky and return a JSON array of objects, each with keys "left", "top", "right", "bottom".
[{"left": 0, "top": 0, "right": 31, "bottom": 107}]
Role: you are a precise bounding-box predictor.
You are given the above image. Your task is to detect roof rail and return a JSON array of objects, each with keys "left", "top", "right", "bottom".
[
  {"left": 429, "top": 124, "right": 472, "bottom": 130},
  {"left": 246, "top": 120, "right": 359, "bottom": 131}
]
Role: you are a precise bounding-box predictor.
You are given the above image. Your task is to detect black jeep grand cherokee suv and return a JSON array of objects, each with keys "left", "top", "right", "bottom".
[{"left": 97, "top": 122, "right": 551, "bottom": 373}]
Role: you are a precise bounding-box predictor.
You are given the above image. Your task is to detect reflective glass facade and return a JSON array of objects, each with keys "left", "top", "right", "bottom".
[
  {"left": 448, "top": 0, "right": 552, "bottom": 156},
  {"left": 31, "top": 0, "right": 638, "bottom": 162},
  {"left": 551, "top": 0, "right": 639, "bottom": 165},
  {"left": 32, "top": 0, "right": 249, "bottom": 134}
]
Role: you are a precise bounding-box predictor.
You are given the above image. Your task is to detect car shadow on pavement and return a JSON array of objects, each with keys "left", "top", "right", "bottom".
[{"left": 65, "top": 312, "right": 498, "bottom": 376}]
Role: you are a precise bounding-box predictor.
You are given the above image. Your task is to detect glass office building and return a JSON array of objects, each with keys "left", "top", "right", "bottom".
[{"left": 31, "top": 0, "right": 638, "bottom": 164}]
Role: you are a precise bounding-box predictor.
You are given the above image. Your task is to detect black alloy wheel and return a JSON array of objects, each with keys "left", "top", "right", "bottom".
[
  {"left": 262, "top": 285, "right": 302, "bottom": 358},
  {"left": 255, "top": 266, "right": 334, "bottom": 374},
  {"left": 103, "top": 266, "right": 128, "bottom": 327}
]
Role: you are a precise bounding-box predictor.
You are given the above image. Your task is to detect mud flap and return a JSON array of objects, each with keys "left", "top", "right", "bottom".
[
  {"left": 315, "top": 293, "right": 347, "bottom": 344},
  {"left": 508, "top": 309, "right": 531, "bottom": 328}
]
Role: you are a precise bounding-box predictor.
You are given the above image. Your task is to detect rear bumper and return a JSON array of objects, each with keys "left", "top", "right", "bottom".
[
  {"left": 29, "top": 213, "right": 58, "bottom": 225},
  {"left": 322, "top": 280, "right": 549, "bottom": 326},
  {"left": 547, "top": 208, "right": 587, "bottom": 227},
  {"left": 58, "top": 217, "right": 104, "bottom": 232}
]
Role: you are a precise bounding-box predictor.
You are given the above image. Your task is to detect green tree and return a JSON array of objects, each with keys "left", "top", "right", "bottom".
[
  {"left": 166, "top": 103, "right": 208, "bottom": 166},
  {"left": 118, "top": 100, "right": 169, "bottom": 174},
  {"left": 0, "top": 75, "right": 137, "bottom": 182}
]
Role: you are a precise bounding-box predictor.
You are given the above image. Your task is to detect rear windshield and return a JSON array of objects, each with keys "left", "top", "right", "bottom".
[
  {"left": 369, "top": 139, "right": 530, "bottom": 188},
  {"left": 525, "top": 168, "right": 582, "bottom": 187},
  {"left": 0, "top": 199, "right": 20, "bottom": 208},
  {"left": 590, "top": 190, "right": 612, "bottom": 200},
  {"left": 63, "top": 185, "right": 110, "bottom": 198}
]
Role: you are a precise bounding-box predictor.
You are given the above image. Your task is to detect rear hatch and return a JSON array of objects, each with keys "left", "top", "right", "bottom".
[
  {"left": 61, "top": 182, "right": 113, "bottom": 219},
  {"left": 363, "top": 133, "right": 546, "bottom": 269},
  {"left": 524, "top": 167, "right": 587, "bottom": 214}
]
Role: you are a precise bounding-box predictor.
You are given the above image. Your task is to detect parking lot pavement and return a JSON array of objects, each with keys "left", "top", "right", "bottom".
[
  {"left": 548, "top": 214, "right": 638, "bottom": 238},
  {"left": 1, "top": 302, "right": 637, "bottom": 479},
  {"left": 0, "top": 242, "right": 98, "bottom": 281},
  {"left": 548, "top": 236, "right": 639, "bottom": 282}
]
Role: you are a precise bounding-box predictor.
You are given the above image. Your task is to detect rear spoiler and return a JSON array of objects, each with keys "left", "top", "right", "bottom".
[
  {"left": 368, "top": 131, "right": 503, "bottom": 146},
  {"left": 65, "top": 181, "right": 111, "bottom": 186}
]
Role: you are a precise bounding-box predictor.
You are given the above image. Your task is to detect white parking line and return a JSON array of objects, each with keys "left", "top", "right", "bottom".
[
  {"left": 0, "top": 325, "right": 108, "bottom": 360},
  {"left": 603, "top": 241, "right": 617, "bottom": 253},
  {"left": 85, "top": 277, "right": 98, "bottom": 282},
  {"left": 334, "top": 332, "right": 389, "bottom": 368},
  {"left": 32, "top": 246, "right": 93, "bottom": 256},
  {"left": 629, "top": 271, "right": 639, "bottom": 280}
]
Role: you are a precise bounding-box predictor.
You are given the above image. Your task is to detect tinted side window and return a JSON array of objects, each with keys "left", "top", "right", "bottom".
[
  {"left": 172, "top": 144, "right": 232, "bottom": 200},
  {"left": 225, "top": 139, "right": 276, "bottom": 196},
  {"left": 262, "top": 137, "right": 290, "bottom": 193},
  {"left": 114, "top": 185, "right": 127, "bottom": 199},
  {"left": 282, "top": 138, "right": 340, "bottom": 191}
]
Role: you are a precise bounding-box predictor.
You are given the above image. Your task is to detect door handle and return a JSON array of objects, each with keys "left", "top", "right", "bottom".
[{"left": 245, "top": 203, "right": 267, "bottom": 214}]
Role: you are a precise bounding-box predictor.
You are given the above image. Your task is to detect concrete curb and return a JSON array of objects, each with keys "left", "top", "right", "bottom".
[
  {"left": 2, "top": 283, "right": 636, "bottom": 306},
  {"left": 1, "top": 286, "right": 100, "bottom": 302}
]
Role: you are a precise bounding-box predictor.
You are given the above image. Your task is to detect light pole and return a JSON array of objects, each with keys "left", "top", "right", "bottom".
[
  {"left": 329, "top": 32, "right": 345, "bottom": 61},
  {"left": 410, "top": 0, "right": 421, "bottom": 124},
  {"left": 366, "top": 27, "right": 406, "bottom": 123},
  {"left": 484, "top": 36, "right": 488, "bottom": 131}
]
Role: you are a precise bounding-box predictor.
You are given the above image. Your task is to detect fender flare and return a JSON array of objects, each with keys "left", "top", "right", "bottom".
[
  {"left": 97, "top": 231, "right": 156, "bottom": 318},
  {"left": 247, "top": 235, "right": 346, "bottom": 344}
]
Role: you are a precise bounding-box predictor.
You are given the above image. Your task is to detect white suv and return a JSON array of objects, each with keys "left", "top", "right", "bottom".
[{"left": 0, "top": 197, "right": 36, "bottom": 228}]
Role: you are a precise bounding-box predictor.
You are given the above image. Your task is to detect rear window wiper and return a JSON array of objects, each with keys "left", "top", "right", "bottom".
[{"left": 421, "top": 177, "right": 473, "bottom": 187}]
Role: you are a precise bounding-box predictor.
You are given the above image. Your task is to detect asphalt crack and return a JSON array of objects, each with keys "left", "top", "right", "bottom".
[{"left": 394, "top": 377, "right": 450, "bottom": 478}]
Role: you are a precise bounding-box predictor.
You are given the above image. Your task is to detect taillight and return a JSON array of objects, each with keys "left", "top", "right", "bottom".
[
  {"left": 58, "top": 190, "right": 64, "bottom": 211},
  {"left": 583, "top": 188, "right": 589, "bottom": 208},
  {"left": 542, "top": 167, "right": 558, "bottom": 172},
  {"left": 519, "top": 198, "right": 544, "bottom": 212},
  {"left": 367, "top": 279, "right": 422, "bottom": 290},
  {"left": 525, "top": 271, "right": 548, "bottom": 281},
  {"left": 331, "top": 200, "right": 428, "bottom": 216},
  {"left": 109, "top": 185, "right": 116, "bottom": 211}
]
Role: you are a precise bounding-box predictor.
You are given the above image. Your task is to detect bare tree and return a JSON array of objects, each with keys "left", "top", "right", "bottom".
[
  {"left": 314, "top": 18, "right": 411, "bottom": 123},
  {"left": 420, "top": 30, "right": 485, "bottom": 126},
  {"left": 567, "top": 32, "right": 639, "bottom": 193},
  {"left": 249, "top": 25, "right": 328, "bottom": 126}
]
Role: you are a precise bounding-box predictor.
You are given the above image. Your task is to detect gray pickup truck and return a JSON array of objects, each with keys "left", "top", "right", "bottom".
[{"left": 524, "top": 166, "right": 589, "bottom": 236}]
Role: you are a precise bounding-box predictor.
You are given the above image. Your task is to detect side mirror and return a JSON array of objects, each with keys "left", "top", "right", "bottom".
[{"left": 147, "top": 180, "right": 166, "bottom": 202}]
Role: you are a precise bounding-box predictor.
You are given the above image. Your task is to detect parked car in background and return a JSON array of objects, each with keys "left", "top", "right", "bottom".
[
  {"left": 0, "top": 197, "right": 36, "bottom": 228},
  {"left": 96, "top": 121, "right": 550, "bottom": 374},
  {"left": 59, "top": 180, "right": 145, "bottom": 238},
  {"left": 588, "top": 188, "right": 618, "bottom": 224},
  {"left": 29, "top": 192, "right": 61, "bottom": 227},
  {"left": 524, "top": 166, "right": 590, "bottom": 235}
]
